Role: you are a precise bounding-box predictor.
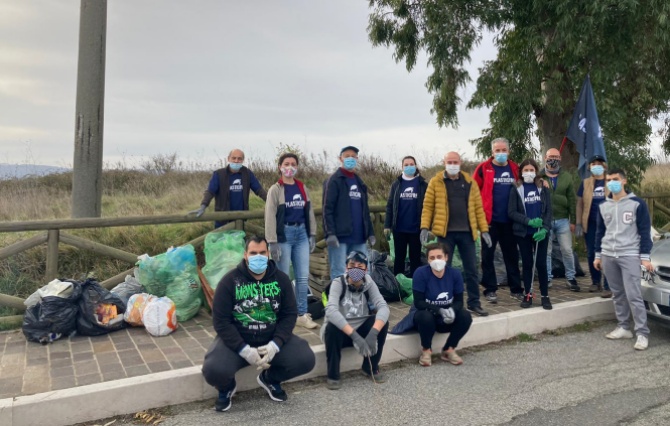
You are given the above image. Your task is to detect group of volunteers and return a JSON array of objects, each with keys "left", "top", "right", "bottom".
[{"left": 192, "top": 139, "right": 654, "bottom": 412}]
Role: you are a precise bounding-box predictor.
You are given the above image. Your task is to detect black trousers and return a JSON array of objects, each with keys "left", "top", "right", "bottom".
[
  {"left": 201, "top": 335, "right": 315, "bottom": 391},
  {"left": 324, "top": 317, "right": 389, "bottom": 380},
  {"left": 481, "top": 221, "right": 523, "bottom": 295},
  {"left": 516, "top": 234, "right": 550, "bottom": 297},
  {"left": 392, "top": 231, "right": 423, "bottom": 277},
  {"left": 440, "top": 232, "right": 481, "bottom": 309},
  {"left": 413, "top": 309, "right": 472, "bottom": 351}
]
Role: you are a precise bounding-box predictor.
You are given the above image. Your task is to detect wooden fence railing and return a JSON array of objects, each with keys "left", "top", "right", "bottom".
[
  {"left": 0, "top": 205, "right": 387, "bottom": 320},
  {"left": 3, "top": 193, "right": 670, "bottom": 325}
]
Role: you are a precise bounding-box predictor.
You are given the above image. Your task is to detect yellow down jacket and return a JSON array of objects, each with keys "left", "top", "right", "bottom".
[{"left": 420, "top": 170, "right": 489, "bottom": 240}]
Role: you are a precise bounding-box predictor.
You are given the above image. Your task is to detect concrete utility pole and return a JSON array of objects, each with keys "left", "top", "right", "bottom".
[{"left": 71, "top": 0, "right": 107, "bottom": 218}]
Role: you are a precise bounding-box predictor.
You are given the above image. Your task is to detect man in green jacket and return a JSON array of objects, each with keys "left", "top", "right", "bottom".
[{"left": 542, "top": 148, "right": 580, "bottom": 292}]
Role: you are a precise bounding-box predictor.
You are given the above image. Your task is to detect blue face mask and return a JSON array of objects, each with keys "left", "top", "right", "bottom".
[
  {"left": 590, "top": 165, "right": 604, "bottom": 176},
  {"left": 403, "top": 165, "right": 416, "bottom": 176},
  {"left": 494, "top": 153, "right": 508, "bottom": 163},
  {"left": 607, "top": 180, "right": 623, "bottom": 194},
  {"left": 247, "top": 255, "right": 268, "bottom": 274},
  {"left": 343, "top": 157, "right": 357, "bottom": 171},
  {"left": 229, "top": 162, "right": 243, "bottom": 172}
]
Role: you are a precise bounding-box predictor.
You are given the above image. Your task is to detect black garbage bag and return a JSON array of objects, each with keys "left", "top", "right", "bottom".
[
  {"left": 369, "top": 250, "right": 402, "bottom": 302},
  {"left": 550, "top": 237, "right": 586, "bottom": 278},
  {"left": 22, "top": 280, "right": 82, "bottom": 344},
  {"left": 77, "top": 279, "right": 128, "bottom": 336}
]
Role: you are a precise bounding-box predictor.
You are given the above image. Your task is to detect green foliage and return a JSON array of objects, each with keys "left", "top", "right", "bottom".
[{"left": 367, "top": 0, "right": 670, "bottom": 185}]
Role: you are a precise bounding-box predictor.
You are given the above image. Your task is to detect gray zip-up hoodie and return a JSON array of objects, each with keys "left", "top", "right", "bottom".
[
  {"left": 320, "top": 274, "right": 390, "bottom": 342},
  {"left": 595, "top": 192, "right": 652, "bottom": 260}
]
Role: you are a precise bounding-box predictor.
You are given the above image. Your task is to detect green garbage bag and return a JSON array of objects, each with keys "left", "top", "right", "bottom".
[
  {"left": 395, "top": 274, "right": 414, "bottom": 305},
  {"left": 136, "top": 245, "right": 203, "bottom": 322},
  {"left": 202, "top": 230, "right": 246, "bottom": 290}
]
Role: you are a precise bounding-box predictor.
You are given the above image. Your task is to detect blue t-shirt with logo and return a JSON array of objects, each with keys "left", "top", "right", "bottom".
[
  {"left": 523, "top": 183, "right": 542, "bottom": 235},
  {"left": 492, "top": 164, "right": 515, "bottom": 222},
  {"left": 412, "top": 265, "right": 464, "bottom": 307},
  {"left": 339, "top": 176, "right": 366, "bottom": 244},
  {"left": 396, "top": 178, "right": 420, "bottom": 233},
  {"left": 227, "top": 173, "right": 244, "bottom": 211},
  {"left": 283, "top": 183, "right": 305, "bottom": 224},
  {"left": 577, "top": 179, "right": 606, "bottom": 224}
]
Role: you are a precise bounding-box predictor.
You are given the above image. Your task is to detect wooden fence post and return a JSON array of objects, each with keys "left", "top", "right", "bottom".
[{"left": 46, "top": 229, "right": 60, "bottom": 281}]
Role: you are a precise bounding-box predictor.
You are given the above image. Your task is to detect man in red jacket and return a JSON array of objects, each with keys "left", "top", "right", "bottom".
[{"left": 473, "top": 137, "right": 523, "bottom": 303}]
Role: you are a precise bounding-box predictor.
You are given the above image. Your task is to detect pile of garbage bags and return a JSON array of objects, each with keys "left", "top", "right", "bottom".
[{"left": 23, "top": 278, "right": 128, "bottom": 344}]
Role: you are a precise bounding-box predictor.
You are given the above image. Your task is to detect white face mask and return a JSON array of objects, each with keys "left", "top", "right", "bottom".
[
  {"left": 445, "top": 165, "right": 460, "bottom": 176},
  {"left": 522, "top": 172, "right": 536, "bottom": 183},
  {"left": 429, "top": 259, "right": 446, "bottom": 272}
]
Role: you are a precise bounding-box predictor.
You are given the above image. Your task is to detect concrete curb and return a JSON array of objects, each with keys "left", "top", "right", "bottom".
[{"left": 0, "top": 298, "right": 615, "bottom": 426}]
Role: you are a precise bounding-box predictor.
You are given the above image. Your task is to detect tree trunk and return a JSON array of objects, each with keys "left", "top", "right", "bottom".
[
  {"left": 537, "top": 109, "right": 578, "bottom": 170},
  {"left": 71, "top": 0, "right": 107, "bottom": 218}
]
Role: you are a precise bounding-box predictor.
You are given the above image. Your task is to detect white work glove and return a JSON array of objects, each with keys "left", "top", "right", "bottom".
[
  {"left": 481, "top": 232, "right": 492, "bottom": 248},
  {"left": 368, "top": 235, "right": 376, "bottom": 246},
  {"left": 439, "top": 308, "right": 455, "bottom": 324},
  {"left": 383, "top": 228, "right": 391, "bottom": 239},
  {"left": 350, "top": 331, "right": 372, "bottom": 357},
  {"left": 309, "top": 236, "right": 316, "bottom": 253},
  {"left": 420, "top": 229, "right": 431, "bottom": 246},
  {"left": 574, "top": 224, "right": 583, "bottom": 237},
  {"left": 257, "top": 341, "right": 280, "bottom": 370},
  {"left": 238, "top": 345, "right": 263, "bottom": 367},
  {"left": 188, "top": 204, "right": 206, "bottom": 217},
  {"left": 269, "top": 243, "right": 281, "bottom": 261},
  {"left": 326, "top": 235, "right": 340, "bottom": 248}
]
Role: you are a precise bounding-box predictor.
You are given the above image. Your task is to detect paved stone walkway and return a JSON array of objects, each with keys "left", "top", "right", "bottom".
[{"left": 0, "top": 272, "right": 603, "bottom": 400}]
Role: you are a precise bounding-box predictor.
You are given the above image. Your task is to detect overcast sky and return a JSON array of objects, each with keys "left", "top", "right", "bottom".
[{"left": 0, "top": 0, "right": 499, "bottom": 169}]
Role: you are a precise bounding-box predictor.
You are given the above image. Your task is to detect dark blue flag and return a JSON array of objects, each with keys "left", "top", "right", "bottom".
[{"left": 564, "top": 75, "right": 607, "bottom": 178}]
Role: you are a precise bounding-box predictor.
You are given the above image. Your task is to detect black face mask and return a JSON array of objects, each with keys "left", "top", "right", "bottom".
[{"left": 546, "top": 158, "right": 560, "bottom": 170}]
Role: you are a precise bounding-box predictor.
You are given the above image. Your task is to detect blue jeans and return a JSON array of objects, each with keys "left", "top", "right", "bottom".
[
  {"left": 328, "top": 242, "right": 368, "bottom": 280},
  {"left": 276, "top": 224, "right": 310, "bottom": 316},
  {"left": 546, "top": 218, "right": 576, "bottom": 281}
]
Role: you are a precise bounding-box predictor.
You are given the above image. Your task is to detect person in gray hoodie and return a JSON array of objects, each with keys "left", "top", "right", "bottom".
[
  {"left": 594, "top": 168, "right": 653, "bottom": 351},
  {"left": 322, "top": 251, "right": 390, "bottom": 390}
]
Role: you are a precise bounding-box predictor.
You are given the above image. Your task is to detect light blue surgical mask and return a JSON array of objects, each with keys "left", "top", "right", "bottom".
[
  {"left": 343, "top": 157, "right": 357, "bottom": 171},
  {"left": 607, "top": 180, "right": 623, "bottom": 194},
  {"left": 590, "top": 165, "right": 604, "bottom": 177},
  {"left": 494, "top": 153, "right": 508, "bottom": 163},
  {"left": 403, "top": 165, "right": 416, "bottom": 176},
  {"left": 229, "top": 162, "right": 243, "bottom": 172},
  {"left": 247, "top": 255, "right": 268, "bottom": 274}
]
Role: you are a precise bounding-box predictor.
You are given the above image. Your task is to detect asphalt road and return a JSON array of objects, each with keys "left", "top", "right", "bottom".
[{"left": 96, "top": 321, "right": 670, "bottom": 426}]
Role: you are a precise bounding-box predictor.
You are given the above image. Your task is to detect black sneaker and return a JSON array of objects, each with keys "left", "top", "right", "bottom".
[
  {"left": 567, "top": 279, "right": 580, "bottom": 292},
  {"left": 257, "top": 371, "right": 287, "bottom": 402},
  {"left": 485, "top": 292, "right": 498, "bottom": 304},
  {"left": 468, "top": 306, "right": 489, "bottom": 316},
  {"left": 215, "top": 381, "right": 237, "bottom": 412},
  {"left": 541, "top": 296, "right": 553, "bottom": 310},
  {"left": 520, "top": 293, "right": 533, "bottom": 308},
  {"left": 510, "top": 292, "right": 524, "bottom": 302}
]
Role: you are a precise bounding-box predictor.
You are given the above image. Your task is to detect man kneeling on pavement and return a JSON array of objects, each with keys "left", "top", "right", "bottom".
[
  {"left": 392, "top": 243, "right": 473, "bottom": 367},
  {"left": 322, "top": 251, "right": 390, "bottom": 390},
  {"left": 202, "top": 236, "right": 315, "bottom": 412}
]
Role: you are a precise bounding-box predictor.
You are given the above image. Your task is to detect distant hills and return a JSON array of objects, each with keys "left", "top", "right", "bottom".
[{"left": 0, "top": 164, "right": 70, "bottom": 179}]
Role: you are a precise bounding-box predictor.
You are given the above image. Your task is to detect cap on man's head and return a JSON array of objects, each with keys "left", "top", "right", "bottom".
[
  {"left": 340, "top": 146, "right": 359, "bottom": 155},
  {"left": 589, "top": 155, "right": 606, "bottom": 164},
  {"left": 346, "top": 250, "right": 368, "bottom": 264}
]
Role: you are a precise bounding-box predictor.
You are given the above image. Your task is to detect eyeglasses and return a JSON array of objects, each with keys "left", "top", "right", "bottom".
[{"left": 346, "top": 251, "right": 368, "bottom": 264}]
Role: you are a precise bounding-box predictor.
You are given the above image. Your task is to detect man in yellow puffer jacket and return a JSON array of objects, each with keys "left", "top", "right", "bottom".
[{"left": 420, "top": 152, "right": 492, "bottom": 316}]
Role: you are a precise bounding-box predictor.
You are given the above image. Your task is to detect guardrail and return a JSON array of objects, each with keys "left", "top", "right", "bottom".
[{"left": 0, "top": 206, "right": 387, "bottom": 315}]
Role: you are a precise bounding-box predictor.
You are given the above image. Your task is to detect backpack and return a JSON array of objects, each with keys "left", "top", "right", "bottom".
[{"left": 321, "top": 275, "right": 370, "bottom": 307}]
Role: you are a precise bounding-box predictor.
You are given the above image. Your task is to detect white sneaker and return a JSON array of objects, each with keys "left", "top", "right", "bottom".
[
  {"left": 634, "top": 335, "right": 649, "bottom": 351},
  {"left": 606, "top": 327, "right": 634, "bottom": 340},
  {"left": 296, "top": 313, "right": 318, "bottom": 329}
]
